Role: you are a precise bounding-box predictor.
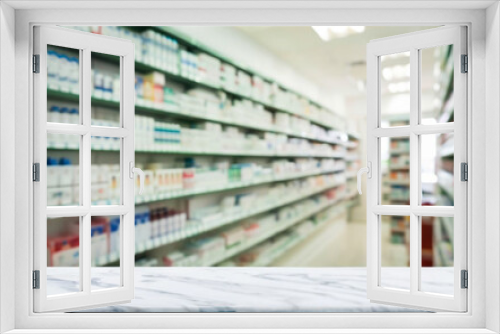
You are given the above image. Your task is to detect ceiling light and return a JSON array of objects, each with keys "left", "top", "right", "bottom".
[
  {"left": 387, "top": 81, "right": 410, "bottom": 94},
  {"left": 311, "top": 26, "right": 366, "bottom": 41},
  {"left": 351, "top": 26, "right": 365, "bottom": 33},
  {"left": 382, "top": 64, "right": 410, "bottom": 81},
  {"left": 382, "top": 68, "right": 393, "bottom": 81},
  {"left": 311, "top": 26, "right": 331, "bottom": 42}
]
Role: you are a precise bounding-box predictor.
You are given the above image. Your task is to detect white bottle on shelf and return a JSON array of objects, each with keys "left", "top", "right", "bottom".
[
  {"left": 69, "top": 108, "right": 79, "bottom": 124},
  {"left": 47, "top": 50, "right": 60, "bottom": 90}
]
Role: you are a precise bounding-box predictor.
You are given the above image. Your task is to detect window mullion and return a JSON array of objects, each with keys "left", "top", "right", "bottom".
[
  {"left": 81, "top": 47, "right": 92, "bottom": 295},
  {"left": 409, "top": 47, "right": 420, "bottom": 294}
]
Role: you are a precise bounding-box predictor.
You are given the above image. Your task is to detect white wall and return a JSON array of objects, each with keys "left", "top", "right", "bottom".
[
  {"left": 485, "top": 2, "right": 500, "bottom": 333},
  {"left": 0, "top": 2, "right": 16, "bottom": 333},
  {"left": 173, "top": 26, "right": 346, "bottom": 115}
]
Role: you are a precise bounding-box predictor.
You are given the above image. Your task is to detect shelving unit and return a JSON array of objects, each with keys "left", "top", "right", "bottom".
[
  {"left": 428, "top": 45, "right": 454, "bottom": 267},
  {"left": 344, "top": 133, "right": 361, "bottom": 210},
  {"left": 219, "top": 203, "right": 346, "bottom": 267},
  {"left": 379, "top": 45, "right": 455, "bottom": 267},
  {"left": 46, "top": 25, "right": 358, "bottom": 268},
  {"left": 383, "top": 116, "right": 410, "bottom": 245}
]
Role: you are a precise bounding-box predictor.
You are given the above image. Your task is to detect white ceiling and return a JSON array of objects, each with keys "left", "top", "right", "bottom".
[
  {"left": 5, "top": 1, "right": 495, "bottom": 9},
  {"left": 235, "top": 26, "right": 437, "bottom": 98}
]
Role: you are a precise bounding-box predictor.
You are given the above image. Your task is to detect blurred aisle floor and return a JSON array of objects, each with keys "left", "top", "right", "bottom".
[{"left": 273, "top": 218, "right": 407, "bottom": 267}]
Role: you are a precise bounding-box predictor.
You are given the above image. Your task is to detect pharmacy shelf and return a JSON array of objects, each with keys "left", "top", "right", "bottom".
[
  {"left": 440, "top": 59, "right": 454, "bottom": 103},
  {"left": 135, "top": 168, "right": 345, "bottom": 204},
  {"left": 48, "top": 143, "right": 346, "bottom": 159},
  {"left": 385, "top": 179, "right": 410, "bottom": 186},
  {"left": 345, "top": 171, "right": 356, "bottom": 179},
  {"left": 438, "top": 216, "right": 454, "bottom": 243},
  {"left": 345, "top": 198, "right": 359, "bottom": 208},
  {"left": 47, "top": 88, "right": 347, "bottom": 147},
  {"left": 437, "top": 169, "right": 454, "bottom": 200},
  {"left": 439, "top": 92, "right": 454, "bottom": 123},
  {"left": 201, "top": 197, "right": 345, "bottom": 266},
  {"left": 344, "top": 155, "right": 359, "bottom": 161},
  {"left": 439, "top": 136, "right": 454, "bottom": 158},
  {"left": 142, "top": 62, "right": 338, "bottom": 130},
  {"left": 347, "top": 132, "right": 360, "bottom": 140},
  {"left": 389, "top": 165, "right": 410, "bottom": 171},
  {"left": 390, "top": 149, "right": 409, "bottom": 155},
  {"left": 88, "top": 45, "right": 343, "bottom": 131},
  {"left": 389, "top": 197, "right": 410, "bottom": 202},
  {"left": 99, "top": 181, "right": 344, "bottom": 266},
  {"left": 343, "top": 192, "right": 358, "bottom": 200},
  {"left": 436, "top": 242, "right": 453, "bottom": 267},
  {"left": 150, "top": 26, "right": 344, "bottom": 123}
]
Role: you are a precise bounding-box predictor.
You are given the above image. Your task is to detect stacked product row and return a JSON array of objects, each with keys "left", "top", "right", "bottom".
[
  {"left": 220, "top": 204, "right": 345, "bottom": 267},
  {"left": 46, "top": 155, "right": 346, "bottom": 207},
  {"left": 47, "top": 158, "right": 121, "bottom": 206},
  {"left": 124, "top": 175, "right": 345, "bottom": 266},
  {"left": 161, "top": 188, "right": 344, "bottom": 267},
  {"left": 133, "top": 157, "right": 346, "bottom": 199},
  {"left": 48, "top": 61, "right": 346, "bottom": 146},
  {"left": 47, "top": 216, "right": 121, "bottom": 267},
  {"left": 344, "top": 135, "right": 361, "bottom": 201},
  {"left": 135, "top": 117, "right": 345, "bottom": 156},
  {"left": 68, "top": 25, "right": 345, "bottom": 130},
  {"left": 47, "top": 180, "right": 345, "bottom": 267}
]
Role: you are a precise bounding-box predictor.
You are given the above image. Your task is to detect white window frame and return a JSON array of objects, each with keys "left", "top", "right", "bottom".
[
  {"left": 366, "top": 26, "right": 467, "bottom": 312},
  {"left": 32, "top": 25, "right": 136, "bottom": 313},
  {"left": 1, "top": 2, "right": 498, "bottom": 333}
]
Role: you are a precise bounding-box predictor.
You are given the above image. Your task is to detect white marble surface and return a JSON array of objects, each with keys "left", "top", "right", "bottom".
[{"left": 46, "top": 267, "right": 454, "bottom": 313}]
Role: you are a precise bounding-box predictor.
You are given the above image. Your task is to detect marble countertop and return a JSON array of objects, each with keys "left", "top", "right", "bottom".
[{"left": 46, "top": 267, "right": 454, "bottom": 313}]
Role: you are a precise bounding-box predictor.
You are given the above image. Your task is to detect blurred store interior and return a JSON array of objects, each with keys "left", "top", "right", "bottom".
[{"left": 45, "top": 26, "right": 455, "bottom": 308}]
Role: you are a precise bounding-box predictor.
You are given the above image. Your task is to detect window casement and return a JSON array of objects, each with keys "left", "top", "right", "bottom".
[
  {"left": 364, "top": 26, "right": 467, "bottom": 312},
  {"left": 32, "top": 25, "right": 138, "bottom": 312}
]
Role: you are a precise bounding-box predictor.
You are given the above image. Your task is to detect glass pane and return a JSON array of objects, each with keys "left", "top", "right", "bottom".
[
  {"left": 91, "top": 215, "right": 121, "bottom": 291},
  {"left": 91, "top": 52, "right": 121, "bottom": 127},
  {"left": 47, "top": 134, "right": 80, "bottom": 206},
  {"left": 91, "top": 136, "right": 121, "bottom": 205},
  {"left": 381, "top": 215, "right": 410, "bottom": 291},
  {"left": 380, "top": 52, "right": 410, "bottom": 127},
  {"left": 47, "top": 216, "right": 80, "bottom": 296},
  {"left": 381, "top": 136, "right": 410, "bottom": 205},
  {"left": 421, "top": 133, "right": 454, "bottom": 206},
  {"left": 421, "top": 45, "right": 454, "bottom": 124},
  {"left": 420, "top": 216, "right": 454, "bottom": 295},
  {"left": 47, "top": 45, "right": 80, "bottom": 125}
]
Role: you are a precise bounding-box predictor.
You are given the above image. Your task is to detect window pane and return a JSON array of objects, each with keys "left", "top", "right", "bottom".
[
  {"left": 91, "top": 215, "right": 121, "bottom": 291},
  {"left": 421, "top": 45, "right": 454, "bottom": 124},
  {"left": 381, "top": 136, "right": 410, "bottom": 205},
  {"left": 420, "top": 216, "right": 454, "bottom": 295},
  {"left": 381, "top": 215, "right": 410, "bottom": 291},
  {"left": 380, "top": 52, "right": 410, "bottom": 127},
  {"left": 91, "top": 136, "right": 121, "bottom": 205},
  {"left": 47, "top": 45, "right": 80, "bottom": 125},
  {"left": 47, "top": 134, "right": 80, "bottom": 206},
  {"left": 47, "top": 217, "right": 80, "bottom": 296},
  {"left": 91, "top": 52, "right": 121, "bottom": 128},
  {"left": 421, "top": 133, "right": 454, "bottom": 206}
]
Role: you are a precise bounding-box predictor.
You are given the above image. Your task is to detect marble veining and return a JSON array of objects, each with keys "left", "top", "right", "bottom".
[{"left": 45, "top": 267, "right": 454, "bottom": 313}]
